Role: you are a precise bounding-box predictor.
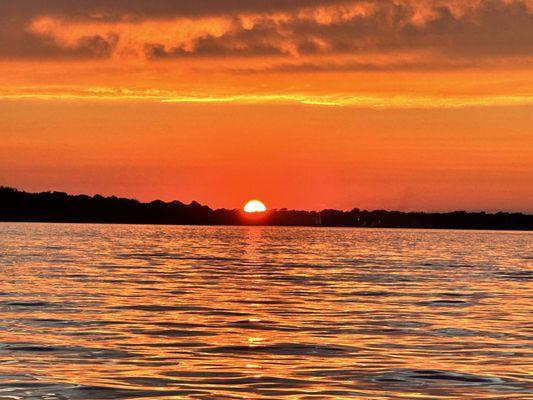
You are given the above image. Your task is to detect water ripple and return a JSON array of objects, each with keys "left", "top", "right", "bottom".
[{"left": 0, "top": 223, "right": 531, "bottom": 399}]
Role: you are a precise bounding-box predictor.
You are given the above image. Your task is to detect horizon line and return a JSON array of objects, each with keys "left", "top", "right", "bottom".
[{"left": 2, "top": 186, "right": 531, "bottom": 216}]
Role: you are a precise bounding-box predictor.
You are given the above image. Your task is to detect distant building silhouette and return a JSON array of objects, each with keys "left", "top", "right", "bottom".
[{"left": 315, "top": 211, "right": 322, "bottom": 226}]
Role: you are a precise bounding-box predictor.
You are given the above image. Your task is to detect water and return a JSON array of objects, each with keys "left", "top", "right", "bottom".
[{"left": 0, "top": 223, "right": 531, "bottom": 399}]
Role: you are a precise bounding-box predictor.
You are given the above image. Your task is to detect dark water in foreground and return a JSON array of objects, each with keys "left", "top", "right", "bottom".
[{"left": 0, "top": 223, "right": 531, "bottom": 399}]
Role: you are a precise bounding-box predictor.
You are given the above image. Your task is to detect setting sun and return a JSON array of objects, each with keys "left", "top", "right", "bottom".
[{"left": 243, "top": 200, "right": 267, "bottom": 213}]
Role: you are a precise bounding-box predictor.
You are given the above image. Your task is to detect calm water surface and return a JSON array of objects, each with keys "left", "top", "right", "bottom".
[{"left": 0, "top": 223, "right": 531, "bottom": 399}]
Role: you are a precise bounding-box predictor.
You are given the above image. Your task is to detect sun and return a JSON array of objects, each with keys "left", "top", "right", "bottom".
[{"left": 244, "top": 200, "right": 267, "bottom": 213}]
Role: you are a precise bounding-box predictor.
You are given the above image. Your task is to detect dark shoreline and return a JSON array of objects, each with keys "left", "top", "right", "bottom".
[
  {"left": 2, "top": 220, "right": 533, "bottom": 233},
  {"left": 1, "top": 187, "right": 532, "bottom": 231}
]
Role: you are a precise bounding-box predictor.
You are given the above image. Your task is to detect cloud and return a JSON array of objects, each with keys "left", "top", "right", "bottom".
[
  {"left": 0, "top": 6, "right": 120, "bottom": 59},
  {"left": 145, "top": 1, "right": 533, "bottom": 61},
  {"left": 1, "top": 0, "right": 533, "bottom": 72},
  {"left": 144, "top": 21, "right": 292, "bottom": 58}
]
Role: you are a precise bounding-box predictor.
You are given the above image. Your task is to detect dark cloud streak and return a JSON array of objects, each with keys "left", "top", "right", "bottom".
[{"left": 0, "top": 0, "right": 350, "bottom": 21}]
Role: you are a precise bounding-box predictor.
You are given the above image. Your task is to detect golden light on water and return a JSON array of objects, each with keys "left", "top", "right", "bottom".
[{"left": 243, "top": 200, "right": 267, "bottom": 213}]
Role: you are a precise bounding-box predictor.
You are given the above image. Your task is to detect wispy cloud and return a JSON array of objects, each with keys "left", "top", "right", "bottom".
[{"left": 2, "top": 86, "right": 533, "bottom": 109}]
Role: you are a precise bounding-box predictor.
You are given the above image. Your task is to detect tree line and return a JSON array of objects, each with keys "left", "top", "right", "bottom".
[{"left": 1, "top": 186, "right": 531, "bottom": 230}]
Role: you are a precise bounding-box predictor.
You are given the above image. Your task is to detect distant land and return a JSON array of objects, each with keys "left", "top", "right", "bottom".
[{"left": 1, "top": 187, "right": 531, "bottom": 231}]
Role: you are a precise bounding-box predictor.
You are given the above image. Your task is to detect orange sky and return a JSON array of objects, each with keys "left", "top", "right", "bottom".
[{"left": 1, "top": 1, "right": 532, "bottom": 212}]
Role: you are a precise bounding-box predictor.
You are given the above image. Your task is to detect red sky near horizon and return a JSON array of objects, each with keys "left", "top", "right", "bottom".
[{"left": 1, "top": 1, "right": 532, "bottom": 212}]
